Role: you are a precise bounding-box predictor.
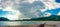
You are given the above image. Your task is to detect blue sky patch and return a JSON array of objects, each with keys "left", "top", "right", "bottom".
[
  {"left": 0, "top": 9, "right": 9, "bottom": 16},
  {"left": 55, "top": 0, "right": 60, "bottom": 3},
  {"left": 45, "top": 8, "right": 60, "bottom": 15}
]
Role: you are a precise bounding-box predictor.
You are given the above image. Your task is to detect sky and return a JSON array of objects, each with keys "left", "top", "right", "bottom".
[
  {"left": 0, "top": 9, "right": 9, "bottom": 16},
  {"left": 0, "top": 0, "right": 60, "bottom": 20},
  {"left": 0, "top": 0, "right": 60, "bottom": 26},
  {"left": 55, "top": 0, "right": 60, "bottom": 3}
]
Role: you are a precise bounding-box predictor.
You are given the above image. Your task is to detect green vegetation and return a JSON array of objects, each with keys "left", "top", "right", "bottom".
[{"left": 30, "top": 15, "right": 60, "bottom": 21}]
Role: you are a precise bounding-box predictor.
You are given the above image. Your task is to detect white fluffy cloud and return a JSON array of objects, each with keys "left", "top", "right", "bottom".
[
  {"left": 57, "top": 12, "right": 60, "bottom": 16},
  {"left": 40, "top": 0, "right": 60, "bottom": 11},
  {"left": 44, "top": 12, "right": 51, "bottom": 17},
  {"left": 0, "top": 6, "right": 22, "bottom": 20}
]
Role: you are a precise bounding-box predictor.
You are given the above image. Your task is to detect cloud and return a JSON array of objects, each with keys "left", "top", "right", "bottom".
[
  {"left": 18, "top": 0, "right": 60, "bottom": 18},
  {"left": 0, "top": 6, "right": 21, "bottom": 20},
  {"left": 57, "top": 12, "right": 60, "bottom": 16},
  {"left": 1, "top": 0, "right": 60, "bottom": 20},
  {"left": 1, "top": 0, "right": 31, "bottom": 20},
  {"left": 4, "top": 6, "right": 22, "bottom": 20},
  {"left": 44, "top": 12, "right": 51, "bottom": 17},
  {"left": 0, "top": 10, "right": 22, "bottom": 20},
  {"left": 41, "top": 0, "right": 60, "bottom": 10},
  {"left": 19, "top": 1, "right": 45, "bottom": 18},
  {"left": 45, "top": 8, "right": 60, "bottom": 15},
  {"left": 0, "top": 9, "right": 9, "bottom": 16}
]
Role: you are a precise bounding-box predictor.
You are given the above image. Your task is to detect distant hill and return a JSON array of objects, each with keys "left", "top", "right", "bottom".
[
  {"left": 0, "top": 17, "right": 9, "bottom": 21},
  {"left": 30, "top": 15, "right": 60, "bottom": 21}
]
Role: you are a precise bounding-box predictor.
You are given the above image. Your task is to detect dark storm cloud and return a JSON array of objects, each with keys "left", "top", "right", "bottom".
[{"left": 18, "top": 1, "right": 45, "bottom": 18}]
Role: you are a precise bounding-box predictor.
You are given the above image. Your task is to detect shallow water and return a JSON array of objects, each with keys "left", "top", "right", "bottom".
[{"left": 0, "top": 21, "right": 60, "bottom": 27}]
